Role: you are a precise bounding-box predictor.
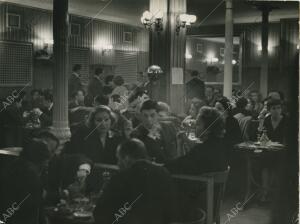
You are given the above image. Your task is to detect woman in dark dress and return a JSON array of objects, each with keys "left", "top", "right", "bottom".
[
  {"left": 262, "top": 99, "right": 287, "bottom": 144},
  {"left": 69, "top": 105, "right": 123, "bottom": 164}
]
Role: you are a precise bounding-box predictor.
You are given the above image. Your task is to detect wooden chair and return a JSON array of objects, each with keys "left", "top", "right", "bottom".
[{"left": 172, "top": 167, "right": 230, "bottom": 224}]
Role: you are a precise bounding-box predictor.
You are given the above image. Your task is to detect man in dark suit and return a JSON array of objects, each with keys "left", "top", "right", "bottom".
[
  {"left": 34, "top": 91, "right": 53, "bottom": 127},
  {"left": 186, "top": 70, "right": 205, "bottom": 100},
  {"left": 0, "top": 140, "right": 52, "bottom": 224},
  {"left": 93, "top": 139, "right": 173, "bottom": 224},
  {"left": 86, "top": 67, "right": 104, "bottom": 106},
  {"left": 68, "top": 64, "right": 83, "bottom": 99},
  {"left": 131, "top": 100, "right": 178, "bottom": 163}
]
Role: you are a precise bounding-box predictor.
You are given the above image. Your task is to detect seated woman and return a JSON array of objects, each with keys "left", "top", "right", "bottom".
[
  {"left": 259, "top": 98, "right": 287, "bottom": 144},
  {"left": 165, "top": 106, "right": 228, "bottom": 175},
  {"left": 69, "top": 105, "right": 123, "bottom": 164},
  {"left": 215, "top": 97, "right": 242, "bottom": 149},
  {"left": 256, "top": 99, "right": 288, "bottom": 202}
]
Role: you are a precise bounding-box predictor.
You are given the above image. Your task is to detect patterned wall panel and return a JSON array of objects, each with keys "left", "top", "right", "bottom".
[
  {"left": 114, "top": 50, "right": 138, "bottom": 83},
  {"left": 0, "top": 41, "right": 32, "bottom": 86},
  {"left": 69, "top": 48, "right": 90, "bottom": 85},
  {"left": 0, "top": 2, "right": 149, "bottom": 88}
]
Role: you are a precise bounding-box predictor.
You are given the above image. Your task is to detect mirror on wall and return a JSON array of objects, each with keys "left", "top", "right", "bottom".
[{"left": 185, "top": 36, "right": 242, "bottom": 85}]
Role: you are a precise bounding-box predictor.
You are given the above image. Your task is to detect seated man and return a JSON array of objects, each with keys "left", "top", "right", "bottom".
[
  {"left": 131, "top": 100, "right": 178, "bottom": 163},
  {"left": 93, "top": 139, "right": 173, "bottom": 224},
  {"left": 33, "top": 91, "right": 53, "bottom": 128},
  {"left": 0, "top": 140, "right": 53, "bottom": 224}
]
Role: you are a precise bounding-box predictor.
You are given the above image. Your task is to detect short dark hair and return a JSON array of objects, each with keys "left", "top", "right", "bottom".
[
  {"left": 105, "top": 75, "right": 114, "bottom": 85},
  {"left": 36, "top": 131, "right": 59, "bottom": 148},
  {"left": 21, "top": 139, "right": 51, "bottom": 164},
  {"left": 267, "top": 98, "right": 282, "bottom": 110},
  {"left": 73, "top": 64, "right": 82, "bottom": 72},
  {"left": 140, "top": 100, "right": 159, "bottom": 112},
  {"left": 191, "top": 70, "right": 199, "bottom": 77},
  {"left": 216, "top": 97, "right": 232, "bottom": 114},
  {"left": 95, "top": 67, "right": 103, "bottom": 76},
  {"left": 236, "top": 97, "right": 248, "bottom": 110},
  {"left": 94, "top": 95, "right": 109, "bottom": 106},
  {"left": 44, "top": 92, "right": 53, "bottom": 102},
  {"left": 113, "top": 75, "right": 125, "bottom": 86},
  {"left": 196, "top": 106, "right": 225, "bottom": 139},
  {"left": 118, "top": 138, "right": 147, "bottom": 160}
]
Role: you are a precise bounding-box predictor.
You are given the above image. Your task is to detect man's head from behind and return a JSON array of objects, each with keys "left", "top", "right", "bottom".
[
  {"left": 116, "top": 138, "right": 148, "bottom": 170},
  {"left": 73, "top": 64, "right": 82, "bottom": 73},
  {"left": 95, "top": 67, "right": 103, "bottom": 77}
]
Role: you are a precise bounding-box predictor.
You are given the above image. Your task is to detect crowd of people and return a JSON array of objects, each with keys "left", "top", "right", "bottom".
[{"left": 0, "top": 66, "right": 292, "bottom": 224}]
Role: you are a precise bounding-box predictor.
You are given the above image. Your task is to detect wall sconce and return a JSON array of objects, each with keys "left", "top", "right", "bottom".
[
  {"left": 141, "top": 10, "right": 163, "bottom": 32},
  {"left": 176, "top": 14, "right": 197, "bottom": 35},
  {"left": 185, "top": 52, "right": 192, "bottom": 59}
]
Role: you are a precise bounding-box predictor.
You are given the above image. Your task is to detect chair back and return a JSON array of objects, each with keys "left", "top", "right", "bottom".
[{"left": 172, "top": 167, "right": 230, "bottom": 224}]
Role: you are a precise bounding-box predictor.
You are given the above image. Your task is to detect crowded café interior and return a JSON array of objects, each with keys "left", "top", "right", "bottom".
[{"left": 0, "top": 0, "right": 298, "bottom": 223}]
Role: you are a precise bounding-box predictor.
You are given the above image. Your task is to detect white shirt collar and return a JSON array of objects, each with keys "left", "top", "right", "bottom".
[
  {"left": 49, "top": 102, "right": 53, "bottom": 110},
  {"left": 73, "top": 72, "right": 80, "bottom": 78}
]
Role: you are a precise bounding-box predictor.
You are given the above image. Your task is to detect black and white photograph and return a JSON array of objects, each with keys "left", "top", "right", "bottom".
[{"left": 0, "top": 0, "right": 298, "bottom": 224}]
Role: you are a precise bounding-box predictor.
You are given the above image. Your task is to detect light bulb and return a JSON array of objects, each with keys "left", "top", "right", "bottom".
[
  {"left": 179, "top": 14, "right": 189, "bottom": 22},
  {"left": 143, "top": 11, "right": 153, "bottom": 20},
  {"left": 155, "top": 11, "right": 163, "bottom": 19},
  {"left": 189, "top": 15, "right": 197, "bottom": 23}
]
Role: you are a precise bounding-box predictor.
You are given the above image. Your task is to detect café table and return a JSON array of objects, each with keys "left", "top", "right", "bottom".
[
  {"left": 234, "top": 141, "right": 286, "bottom": 209},
  {"left": 45, "top": 199, "right": 95, "bottom": 224}
]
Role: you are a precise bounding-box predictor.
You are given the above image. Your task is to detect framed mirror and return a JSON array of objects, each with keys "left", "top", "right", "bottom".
[{"left": 185, "top": 35, "right": 242, "bottom": 85}]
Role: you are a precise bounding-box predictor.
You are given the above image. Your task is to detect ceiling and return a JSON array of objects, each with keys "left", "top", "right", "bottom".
[{"left": 1, "top": 0, "right": 298, "bottom": 27}]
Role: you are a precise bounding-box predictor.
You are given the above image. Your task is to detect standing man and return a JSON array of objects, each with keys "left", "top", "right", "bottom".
[
  {"left": 186, "top": 70, "right": 205, "bottom": 100},
  {"left": 86, "top": 67, "right": 104, "bottom": 106},
  {"left": 69, "top": 64, "right": 83, "bottom": 99}
]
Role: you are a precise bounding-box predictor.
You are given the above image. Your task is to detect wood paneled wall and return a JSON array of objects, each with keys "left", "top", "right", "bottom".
[{"left": 0, "top": 2, "right": 149, "bottom": 96}]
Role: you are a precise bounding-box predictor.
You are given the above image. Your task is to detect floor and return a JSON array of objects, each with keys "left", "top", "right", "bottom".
[{"left": 220, "top": 198, "right": 271, "bottom": 224}]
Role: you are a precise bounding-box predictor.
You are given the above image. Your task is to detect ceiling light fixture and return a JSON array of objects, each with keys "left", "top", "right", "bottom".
[{"left": 141, "top": 10, "right": 163, "bottom": 33}]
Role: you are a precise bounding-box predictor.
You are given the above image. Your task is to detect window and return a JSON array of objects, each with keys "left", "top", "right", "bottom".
[{"left": 6, "top": 13, "right": 20, "bottom": 29}]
